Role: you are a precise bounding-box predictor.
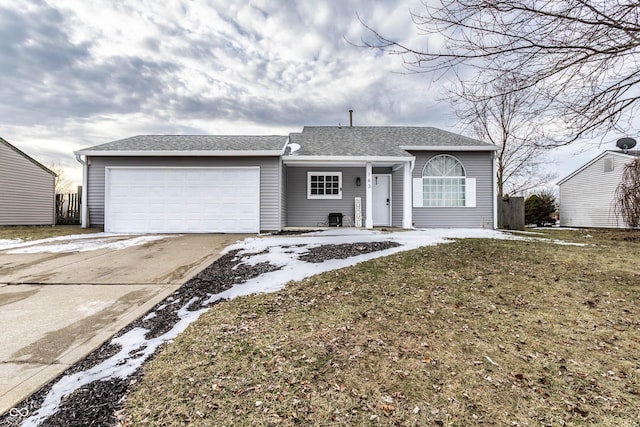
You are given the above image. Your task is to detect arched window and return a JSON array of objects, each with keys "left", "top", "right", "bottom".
[{"left": 422, "top": 155, "right": 466, "bottom": 207}]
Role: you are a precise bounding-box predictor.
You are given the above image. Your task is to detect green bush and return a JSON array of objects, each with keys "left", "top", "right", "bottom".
[{"left": 525, "top": 192, "right": 556, "bottom": 226}]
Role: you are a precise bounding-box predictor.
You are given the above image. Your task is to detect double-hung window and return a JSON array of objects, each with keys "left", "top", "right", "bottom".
[{"left": 307, "top": 172, "right": 342, "bottom": 199}]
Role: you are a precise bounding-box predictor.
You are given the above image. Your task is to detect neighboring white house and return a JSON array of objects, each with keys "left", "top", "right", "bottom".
[
  {"left": 0, "top": 137, "right": 57, "bottom": 226},
  {"left": 558, "top": 150, "right": 640, "bottom": 228}
]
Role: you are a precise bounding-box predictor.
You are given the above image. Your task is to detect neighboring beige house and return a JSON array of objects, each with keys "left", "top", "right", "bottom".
[
  {"left": 558, "top": 150, "right": 639, "bottom": 228},
  {"left": 0, "top": 137, "right": 56, "bottom": 226}
]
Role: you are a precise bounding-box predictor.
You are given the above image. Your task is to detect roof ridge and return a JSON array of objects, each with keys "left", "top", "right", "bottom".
[{"left": 123, "top": 134, "right": 288, "bottom": 137}]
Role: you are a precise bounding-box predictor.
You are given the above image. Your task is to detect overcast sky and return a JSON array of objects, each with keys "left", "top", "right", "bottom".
[{"left": 0, "top": 0, "right": 620, "bottom": 187}]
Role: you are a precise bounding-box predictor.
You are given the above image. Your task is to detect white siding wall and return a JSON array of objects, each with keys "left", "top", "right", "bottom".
[
  {"left": 559, "top": 153, "right": 631, "bottom": 228},
  {"left": 87, "top": 156, "right": 281, "bottom": 231},
  {"left": 0, "top": 142, "right": 55, "bottom": 225}
]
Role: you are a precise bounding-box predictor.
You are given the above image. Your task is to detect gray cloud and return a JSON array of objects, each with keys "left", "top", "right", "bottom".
[
  {"left": 1, "top": 0, "right": 439, "bottom": 127},
  {"left": 0, "top": 3, "right": 89, "bottom": 71},
  {"left": 0, "top": 0, "right": 464, "bottom": 184}
]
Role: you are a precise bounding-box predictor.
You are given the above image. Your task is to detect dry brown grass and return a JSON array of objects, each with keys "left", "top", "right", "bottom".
[
  {"left": 125, "top": 229, "right": 640, "bottom": 426},
  {"left": 0, "top": 225, "right": 99, "bottom": 241}
]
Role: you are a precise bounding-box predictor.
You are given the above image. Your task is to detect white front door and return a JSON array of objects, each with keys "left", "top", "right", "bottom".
[{"left": 372, "top": 174, "right": 391, "bottom": 226}]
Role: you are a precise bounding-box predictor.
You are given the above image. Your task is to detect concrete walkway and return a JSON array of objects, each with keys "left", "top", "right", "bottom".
[{"left": 0, "top": 233, "right": 244, "bottom": 416}]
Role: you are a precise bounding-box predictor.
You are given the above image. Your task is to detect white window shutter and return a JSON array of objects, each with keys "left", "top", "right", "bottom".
[
  {"left": 465, "top": 178, "right": 476, "bottom": 207},
  {"left": 412, "top": 178, "right": 423, "bottom": 207}
]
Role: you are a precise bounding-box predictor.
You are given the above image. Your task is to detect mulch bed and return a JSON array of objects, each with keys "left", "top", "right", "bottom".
[{"left": 1, "top": 240, "right": 400, "bottom": 427}]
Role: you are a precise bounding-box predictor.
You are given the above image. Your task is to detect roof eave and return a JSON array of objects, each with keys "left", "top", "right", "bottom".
[
  {"left": 283, "top": 155, "right": 414, "bottom": 165},
  {"left": 557, "top": 150, "right": 636, "bottom": 185},
  {"left": 74, "top": 150, "right": 284, "bottom": 157},
  {"left": 400, "top": 145, "right": 499, "bottom": 152},
  {"left": 1, "top": 137, "right": 57, "bottom": 177}
]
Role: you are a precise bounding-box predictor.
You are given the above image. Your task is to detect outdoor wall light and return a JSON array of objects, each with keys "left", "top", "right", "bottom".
[{"left": 356, "top": 177, "right": 361, "bottom": 186}]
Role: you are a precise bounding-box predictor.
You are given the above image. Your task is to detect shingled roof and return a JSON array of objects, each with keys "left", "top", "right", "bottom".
[
  {"left": 76, "top": 135, "right": 289, "bottom": 155},
  {"left": 76, "top": 127, "right": 496, "bottom": 158},
  {"left": 286, "top": 126, "right": 496, "bottom": 158}
]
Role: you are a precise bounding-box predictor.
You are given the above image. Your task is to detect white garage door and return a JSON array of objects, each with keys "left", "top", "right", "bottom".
[{"left": 105, "top": 167, "right": 260, "bottom": 233}]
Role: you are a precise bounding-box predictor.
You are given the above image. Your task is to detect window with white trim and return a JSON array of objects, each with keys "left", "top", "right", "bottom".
[
  {"left": 307, "top": 172, "right": 342, "bottom": 199},
  {"left": 422, "top": 155, "right": 466, "bottom": 207}
]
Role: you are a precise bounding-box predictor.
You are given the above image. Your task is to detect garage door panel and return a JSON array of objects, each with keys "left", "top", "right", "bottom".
[{"left": 105, "top": 167, "right": 260, "bottom": 233}]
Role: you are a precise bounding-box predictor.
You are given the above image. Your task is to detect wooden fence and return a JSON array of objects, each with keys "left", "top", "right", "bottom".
[
  {"left": 497, "top": 197, "right": 525, "bottom": 230},
  {"left": 56, "top": 188, "right": 81, "bottom": 225}
]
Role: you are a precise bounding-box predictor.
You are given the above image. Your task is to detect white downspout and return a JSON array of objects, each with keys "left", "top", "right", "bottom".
[{"left": 75, "top": 154, "right": 89, "bottom": 228}]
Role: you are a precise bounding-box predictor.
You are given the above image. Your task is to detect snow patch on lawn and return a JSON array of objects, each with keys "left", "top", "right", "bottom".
[
  {"left": 18, "top": 228, "right": 520, "bottom": 425},
  {"left": 209, "top": 228, "right": 513, "bottom": 301},
  {"left": 22, "top": 300, "right": 207, "bottom": 427},
  {"left": 0, "top": 238, "right": 23, "bottom": 249}
]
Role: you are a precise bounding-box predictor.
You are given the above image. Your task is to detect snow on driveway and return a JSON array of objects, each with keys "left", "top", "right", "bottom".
[
  {"left": 19, "top": 228, "right": 515, "bottom": 426},
  {"left": 0, "top": 233, "right": 174, "bottom": 254}
]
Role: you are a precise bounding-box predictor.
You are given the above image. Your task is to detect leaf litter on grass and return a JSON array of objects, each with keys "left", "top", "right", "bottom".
[
  {"left": 126, "top": 230, "right": 640, "bottom": 426},
  {"left": 4, "top": 228, "right": 638, "bottom": 426},
  {"left": 1, "top": 235, "right": 404, "bottom": 426}
]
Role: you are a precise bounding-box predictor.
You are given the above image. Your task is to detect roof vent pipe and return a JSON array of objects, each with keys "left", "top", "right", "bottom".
[{"left": 349, "top": 109, "right": 353, "bottom": 127}]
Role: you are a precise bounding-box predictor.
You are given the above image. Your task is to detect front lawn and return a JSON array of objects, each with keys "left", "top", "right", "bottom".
[{"left": 125, "top": 229, "right": 640, "bottom": 426}]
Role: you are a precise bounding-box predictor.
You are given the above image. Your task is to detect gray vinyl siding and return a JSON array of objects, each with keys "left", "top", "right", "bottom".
[
  {"left": 411, "top": 151, "right": 494, "bottom": 228},
  {"left": 0, "top": 142, "right": 55, "bottom": 225},
  {"left": 286, "top": 167, "right": 367, "bottom": 227},
  {"left": 559, "top": 153, "right": 630, "bottom": 228},
  {"left": 260, "top": 158, "right": 281, "bottom": 231},
  {"left": 392, "top": 167, "right": 404, "bottom": 227},
  {"left": 86, "top": 156, "right": 281, "bottom": 231}
]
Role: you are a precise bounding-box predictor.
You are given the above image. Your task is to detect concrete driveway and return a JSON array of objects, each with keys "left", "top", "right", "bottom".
[{"left": 0, "top": 233, "right": 244, "bottom": 415}]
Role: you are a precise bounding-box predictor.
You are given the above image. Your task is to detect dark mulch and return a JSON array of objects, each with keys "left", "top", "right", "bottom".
[
  {"left": 299, "top": 241, "right": 400, "bottom": 263},
  {"left": 0, "top": 241, "right": 399, "bottom": 427},
  {"left": 39, "top": 378, "right": 130, "bottom": 427}
]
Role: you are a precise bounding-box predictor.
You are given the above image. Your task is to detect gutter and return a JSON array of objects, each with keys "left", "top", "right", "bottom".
[
  {"left": 283, "top": 155, "right": 414, "bottom": 165},
  {"left": 400, "top": 145, "right": 500, "bottom": 152},
  {"left": 74, "top": 150, "right": 284, "bottom": 157}
]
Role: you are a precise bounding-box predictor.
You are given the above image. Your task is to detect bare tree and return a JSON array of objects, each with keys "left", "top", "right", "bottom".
[
  {"left": 614, "top": 157, "right": 640, "bottom": 228},
  {"left": 47, "top": 162, "right": 73, "bottom": 194},
  {"left": 452, "top": 76, "right": 555, "bottom": 196},
  {"left": 360, "top": 0, "right": 640, "bottom": 142}
]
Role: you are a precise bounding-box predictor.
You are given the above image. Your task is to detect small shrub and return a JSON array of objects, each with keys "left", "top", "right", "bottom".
[{"left": 525, "top": 192, "right": 556, "bottom": 225}]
